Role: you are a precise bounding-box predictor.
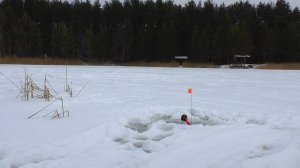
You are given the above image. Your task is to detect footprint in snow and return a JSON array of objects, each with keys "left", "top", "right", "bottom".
[{"left": 114, "top": 113, "right": 181, "bottom": 153}]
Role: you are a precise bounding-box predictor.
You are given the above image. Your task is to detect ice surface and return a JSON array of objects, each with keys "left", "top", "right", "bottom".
[{"left": 0, "top": 65, "right": 300, "bottom": 168}]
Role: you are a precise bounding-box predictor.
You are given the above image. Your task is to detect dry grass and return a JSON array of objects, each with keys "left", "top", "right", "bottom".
[
  {"left": 0, "top": 56, "right": 218, "bottom": 68},
  {"left": 0, "top": 56, "right": 82, "bottom": 65},
  {"left": 182, "top": 62, "right": 219, "bottom": 68},
  {"left": 256, "top": 63, "right": 300, "bottom": 70},
  {"left": 124, "top": 61, "right": 218, "bottom": 68},
  {"left": 124, "top": 61, "right": 179, "bottom": 67}
]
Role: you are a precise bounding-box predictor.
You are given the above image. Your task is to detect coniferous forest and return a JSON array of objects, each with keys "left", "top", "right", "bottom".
[{"left": 0, "top": 0, "right": 299, "bottom": 64}]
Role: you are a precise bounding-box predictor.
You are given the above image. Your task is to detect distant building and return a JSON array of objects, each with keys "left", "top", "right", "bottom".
[{"left": 174, "top": 56, "right": 188, "bottom": 67}]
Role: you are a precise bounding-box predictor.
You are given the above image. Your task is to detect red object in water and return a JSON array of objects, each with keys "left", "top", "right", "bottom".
[{"left": 185, "top": 119, "right": 191, "bottom": 125}]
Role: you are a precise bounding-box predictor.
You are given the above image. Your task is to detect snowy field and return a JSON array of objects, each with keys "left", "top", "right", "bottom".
[{"left": 0, "top": 64, "right": 300, "bottom": 168}]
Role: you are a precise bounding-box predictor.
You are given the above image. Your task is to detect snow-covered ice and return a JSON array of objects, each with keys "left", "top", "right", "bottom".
[{"left": 0, "top": 65, "right": 300, "bottom": 168}]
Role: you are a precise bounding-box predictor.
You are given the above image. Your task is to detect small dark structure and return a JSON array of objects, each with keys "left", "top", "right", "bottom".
[
  {"left": 230, "top": 55, "right": 252, "bottom": 69},
  {"left": 174, "top": 56, "right": 188, "bottom": 66}
]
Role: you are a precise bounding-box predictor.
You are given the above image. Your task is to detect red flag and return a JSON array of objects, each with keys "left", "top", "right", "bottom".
[{"left": 188, "top": 88, "right": 192, "bottom": 94}]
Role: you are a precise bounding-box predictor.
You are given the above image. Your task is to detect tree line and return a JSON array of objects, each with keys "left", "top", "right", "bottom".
[{"left": 0, "top": 0, "right": 299, "bottom": 64}]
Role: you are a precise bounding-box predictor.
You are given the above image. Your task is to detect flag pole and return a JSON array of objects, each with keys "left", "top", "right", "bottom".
[
  {"left": 190, "top": 90, "right": 192, "bottom": 124},
  {"left": 188, "top": 88, "right": 193, "bottom": 125}
]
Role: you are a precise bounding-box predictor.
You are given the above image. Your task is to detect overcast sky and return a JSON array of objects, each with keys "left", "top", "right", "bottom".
[{"left": 73, "top": 0, "right": 299, "bottom": 8}]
